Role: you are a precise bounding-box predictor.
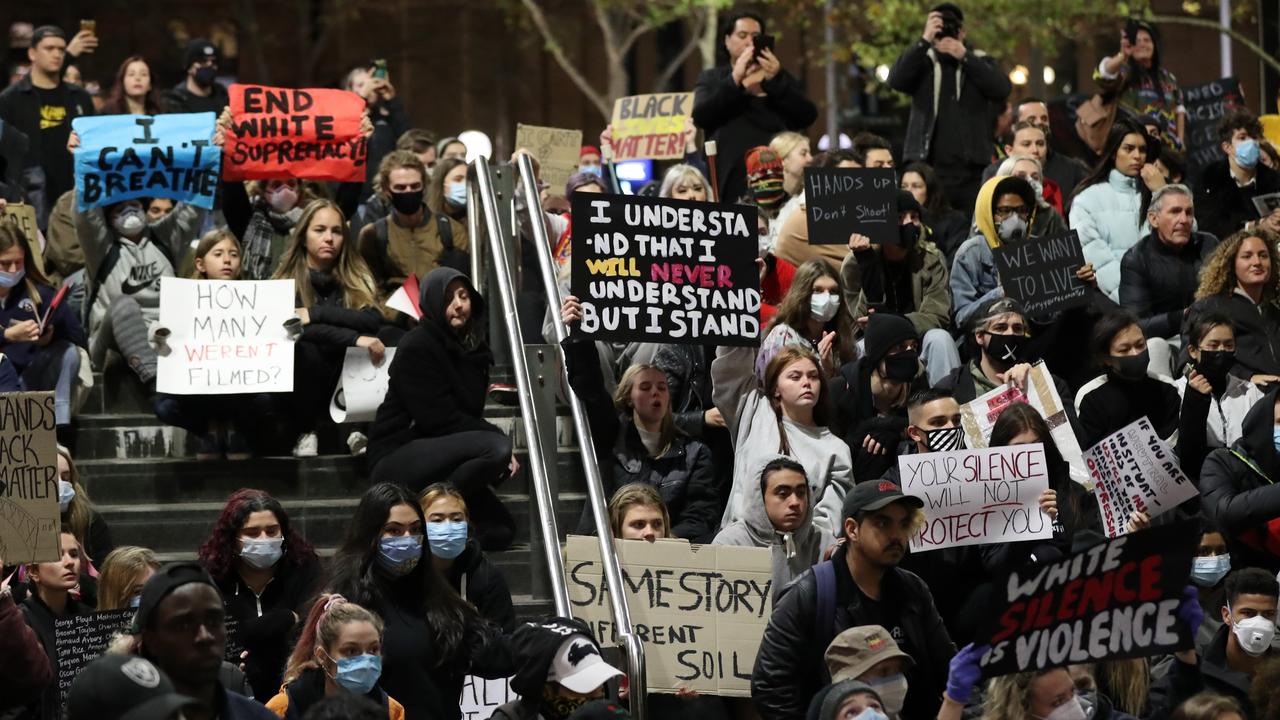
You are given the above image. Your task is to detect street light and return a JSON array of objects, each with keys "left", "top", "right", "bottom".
[
  {"left": 458, "top": 130, "right": 492, "bottom": 162},
  {"left": 1009, "top": 65, "right": 1029, "bottom": 86},
  {"left": 1043, "top": 66, "right": 1056, "bottom": 86},
  {"left": 875, "top": 64, "right": 890, "bottom": 82}
]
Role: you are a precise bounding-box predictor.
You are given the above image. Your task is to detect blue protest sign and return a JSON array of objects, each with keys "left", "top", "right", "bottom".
[{"left": 73, "top": 112, "right": 220, "bottom": 210}]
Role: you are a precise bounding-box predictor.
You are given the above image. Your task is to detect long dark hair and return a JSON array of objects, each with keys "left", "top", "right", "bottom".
[
  {"left": 990, "top": 403, "right": 1079, "bottom": 513},
  {"left": 1089, "top": 309, "right": 1141, "bottom": 369},
  {"left": 1072, "top": 118, "right": 1154, "bottom": 219},
  {"left": 102, "top": 55, "right": 165, "bottom": 115},
  {"left": 197, "top": 488, "right": 317, "bottom": 581},
  {"left": 900, "top": 161, "right": 952, "bottom": 216},
  {"left": 328, "top": 483, "right": 475, "bottom": 662}
]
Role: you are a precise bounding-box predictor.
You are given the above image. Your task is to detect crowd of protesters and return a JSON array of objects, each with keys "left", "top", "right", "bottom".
[{"left": 5, "top": 4, "right": 1280, "bottom": 720}]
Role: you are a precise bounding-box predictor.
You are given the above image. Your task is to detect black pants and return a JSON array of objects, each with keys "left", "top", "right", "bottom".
[
  {"left": 934, "top": 161, "right": 986, "bottom": 219},
  {"left": 287, "top": 341, "right": 345, "bottom": 434}
]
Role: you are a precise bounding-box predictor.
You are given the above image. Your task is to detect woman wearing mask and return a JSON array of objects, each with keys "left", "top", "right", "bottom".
[
  {"left": 267, "top": 595, "right": 405, "bottom": 719},
  {"left": 100, "top": 55, "right": 165, "bottom": 115},
  {"left": 1189, "top": 524, "right": 1231, "bottom": 644},
  {"left": 419, "top": 484, "right": 515, "bottom": 633},
  {"left": 900, "top": 162, "right": 969, "bottom": 268},
  {"left": 328, "top": 483, "right": 508, "bottom": 720},
  {"left": 95, "top": 546, "right": 159, "bottom": 610},
  {"left": 273, "top": 199, "right": 384, "bottom": 457},
  {"left": 1189, "top": 230, "right": 1280, "bottom": 385},
  {"left": 197, "top": 489, "right": 323, "bottom": 702},
  {"left": 1175, "top": 312, "right": 1263, "bottom": 477},
  {"left": 223, "top": 178, "right": 324, "bottom": 281},
  {"left": 427, "top": 157, "right": 470, "bottom": 226},
  {"left": 607, "top": 483, "right": 671, "bottom": 542},
  {"left": 757, "top": 259, "right": 855, "bottom": 379},
  {"left": 1199, "top": 388, "right": 1280, "bottom": 574},
  {"left": 1074, "top": 310, "right": 1180, "bottom": 447},
  {"left": 56, "top": 445, "right": 113, "bottom": 567},
  {"left": 770, "top": 131, "right": 811, "bottom": 200},
  {"left": 996, "top": 155, "right": 1068, "bottom": 226}
]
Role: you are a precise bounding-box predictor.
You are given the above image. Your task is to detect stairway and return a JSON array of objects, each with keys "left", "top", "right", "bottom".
[{"left": 75, "top": 363, "right": 585, "bottom": 620}]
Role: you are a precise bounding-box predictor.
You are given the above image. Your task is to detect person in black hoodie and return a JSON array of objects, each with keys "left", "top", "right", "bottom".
[
  {"left": 419, "top": 483, "right": 515, "bottom": 633},
  {"left": 16, "top": 530, "right": 91, "bottom": 720},
  {"left": 165, "top": 39, "right": 231, "bottom": 115},
  {"left": 368, "top": 266, "right": 516, "bottom": 551},
  {"left": 1200, "top": 387, "right": 1280, "bottom": 574},
  {"left": 493, "top": 618, "right": 623, "bottom": 720},
  {"left": 1074, "top": 309, "right": 1181, "bottom": 447},
  {"left": 197, "top": 489, "right": 324, "bottom": 702}
]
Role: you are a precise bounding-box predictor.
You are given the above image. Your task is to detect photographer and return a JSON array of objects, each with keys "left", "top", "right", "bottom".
[{"left": 887, "top": 3, "right": 1011, "bottom": 215}]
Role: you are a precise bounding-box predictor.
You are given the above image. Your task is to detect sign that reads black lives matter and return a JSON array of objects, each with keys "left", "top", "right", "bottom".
[{"left": 570, "top": 194, "right": 761, "bottom": 345}]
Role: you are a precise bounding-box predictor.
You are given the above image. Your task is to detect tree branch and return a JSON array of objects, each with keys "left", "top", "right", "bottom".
[
  {"left": 1149, "top": 14, "right": 1280, "bottom": 75},
  {"left": 521, "top": 0, "right": 611, "bottom": 117},
  {"left": 653, "top": 10, "right": 707, "bottom": 92}
]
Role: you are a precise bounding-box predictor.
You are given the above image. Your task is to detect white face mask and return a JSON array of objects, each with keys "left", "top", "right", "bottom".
[
  {"left": 1230, "top": 606, "right": 1276, "bottom": 656},
  {"left": 866, "top": 674, "right": 908, "bottom": 716},
  {"left": 1039, "top": 696, "right": 1087, "bottom": 720},
  {"left": 810, "top": 292, "right": 839, "bottom": 323}
]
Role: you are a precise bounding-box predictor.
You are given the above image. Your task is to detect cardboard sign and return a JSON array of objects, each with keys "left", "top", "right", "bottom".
[
  {"left": 610, "top": 93, "right": 693, "bottom": 161},
  {"left": 329, "top": 347, "right": 397, "bottom": 423},
  {"left": 565, "top": 536, "right": 771, "bottom": 696},
  {"left": 459, "top": 676, "right": 516, "bottom": 720},
  {"left": 900, "top": 445, "right": 1052, "bottom": 551},
  {"left": 569, "top": 194, "right": 761, "bottom": 345},
  {"left": 803, "top": 168, "right": 898, "bottom": 246},
  {"left": 224, "top": 84, "right": 368, "bottom": 182},
  {"left": 993, "top": 231, "right": 1089, "bottom": 316},
  {"left": 1252, "top": 192, "right": 1280, "bottom": 218},
  {"left": 975, "top": 520, "right": 1196, "bottom": 677},
  {"left": 959, "top": 362, "right": 1091, "bottom": 488},
  {"left": 2, "top": 202, "right": 38, "bottom": 245},
  {"left": 516, "top": 124, "right": 583, "bottom": 198},
  {"left": 1086, "top": 418, "right": 1199, "bottom": 538},
  {"left": 72, "top": 113, "right": 220, "bottom": 210},
  {"left": 0, "top": 392, "right": 60, "bottom": 563},
  {"left": 1183, "top": 78, "right": 1245, "bottom": 181},
  {"left": 155, "top": 279, "right": 296, "bottom": 395}
]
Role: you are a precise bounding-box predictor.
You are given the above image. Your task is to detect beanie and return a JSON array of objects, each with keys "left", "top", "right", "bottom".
[
  {"left": 746, "top": 146, "right": 785, "bottom": 211},
  {"left": 863, "top": 313, "right": 918, "bottom": 367},
  {"left": 182, "top": 39, "right": 219, "bottom": 69}
]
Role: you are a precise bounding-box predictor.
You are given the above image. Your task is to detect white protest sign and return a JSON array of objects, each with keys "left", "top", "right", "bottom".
[
  {"left": 958, "top": 362, "right": 1090, "bottom": 488},
  {"left": 565, "top": 536, "right": 771, "bottom": 697},
  {"left": 329, "top": 347, "right": 396, "bottom": 423},
  {"left": 899, "top": 444, "right": 1052, "bottom": 552},
  {"left": 1086, "top": 417, "right": 1199, "bottom": 538},
  {"left": 156, "top": 279, "right": 296, "bottom": 394},
  {"left": 459, "top": 676, "right": 516, "bottom": 720}
]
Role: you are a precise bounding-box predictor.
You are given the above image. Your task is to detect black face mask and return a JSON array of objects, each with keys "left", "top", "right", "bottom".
[
  {"left": 923, "top": 426, "right": 964, "bottom": 452},
  {"left": 390, "top": 190, "right": 424, "bottom": 215},
  {"left": 1195, "top": 350, "right": 1235, "bottom": 389},
  {"left": 897, "top": 223, "right": 921, "bottom": 251},
  {"left": 983, "top": 332, "right": 1027, "bottom": 367},
  {"left": 881, "top": 351, "right": 920, "bottom": 382},
  {"left": 1109, "top": 350, "right": 1150, "bottom": 381},
  {"left": 193, "top": 65, "right": 217, "bottom": 88}
]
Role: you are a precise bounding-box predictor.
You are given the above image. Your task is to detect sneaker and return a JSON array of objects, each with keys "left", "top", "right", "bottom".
[
  {"left": 225, "top": 432, "right": 252, "bottom": 461},
  {"left": 346, "top": 431, "right": 368, "bottom": 456},
  {"left": 195, "top": 433, "right": 222, "bottom": 461},
  {"left": 292, "top": 432, "right": 318, "bottom": 458},
  {"left": 487, "top": 383, "right": 519, "bottom": 407}
]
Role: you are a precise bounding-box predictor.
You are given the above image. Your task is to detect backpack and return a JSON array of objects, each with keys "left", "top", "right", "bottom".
[
  {"left": 374, "top": 208, "right": 469, "bottom": 275},
  {"left": 815, "top": 559, "right": 838, "bottom": 654}
]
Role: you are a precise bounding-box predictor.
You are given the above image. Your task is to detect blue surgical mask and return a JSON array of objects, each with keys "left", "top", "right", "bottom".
[
  {"left": 58, "top": 480, "right": 76, "bottom": 513},
  {"left": 331, "top": 652, "right": 383, "bottom": 696},
  {"left": 1190, "top": 554, "right": 1231, "bottom": 587},
  {"left": 1236, "top": 138, "right": 1261, "bottom": 169},
  {"left": 427, "top": 520, "right": 468, "bottom": 560},
  {"left": 1273, "top": 425, "right": 1280, "bottom": 452},
  {"left": 447, "top": 182, "right": 467, "bottom": 207},
  {"left": 0, "top": 268, "right": 24, "bottom": 288},
  {"left": 578, "top": 164, "right": 602, "bottom": 178},
  {"left": 376, "top": 534, "right": 423, "bottom": 576},
  {"left": 239, "top": 536, "right": 284, "bottom": 570},
  {"left": 853, "top": 709, "right": 890, "bottom": 720}
]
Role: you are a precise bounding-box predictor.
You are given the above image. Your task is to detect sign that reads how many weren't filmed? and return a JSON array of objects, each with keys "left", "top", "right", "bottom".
[{"left": 570, "top": 194, "right": 761, "bottom": 346}]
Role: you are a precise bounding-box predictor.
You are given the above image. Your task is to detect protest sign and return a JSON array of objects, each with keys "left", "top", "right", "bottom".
[
  {"left": 459, "top": 676, "right": 516, "bottom": 720},
  {"left": 610, "top": 93, "right": 693, "bottom": 161},
  {"left": 329, "top": 347, "right": 397, "bottom": 423},
  {"left": 156, "top": 279, "right": 296, "bottom": 395},
  {"left": 1253, "top": 192, "right": 1280, "bottom": 218},
  {"left": 975, "top": 520, "right": 1196, "bottom": 677},
  {"left": 2, "top": 202, "right": 38, "bottom": 244},
  {"left": 959, "top": 362, "right": 1090, "bottom": 488},
  {"left": 1086, "top": 417, "right": 1199, "bottom": 538},
  {"left": 224, "top": 84, "right": 368, "bottom": 182},
  {"left": 1183, "top": 78, "right": 1245, "bottom": 181},
  {"left": 803, "top": 168, "right": 897, "bottom": 246},
  {"left": 570, "top": 194, "right": 760, "bottom": 346},
  {"left": 0, "top": 392, "right": 60, "bottom": 563},
  {"left": 899, "top": 445, "right": 1052, "bottom": 551},
  {"left": 72, "top": 113, "right": 220, "bottom": 210},
  {"left": 516, "top": 124, "right": 583, "bottom": 198},
  {"left": 993, "top": 231, "right": 1089, "bottom": 316},
  {"left": 565, "top": 535, "right": 771, "bottom": 696}
]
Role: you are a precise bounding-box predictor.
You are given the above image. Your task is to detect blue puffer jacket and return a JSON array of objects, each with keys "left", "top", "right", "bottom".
[{"left": 1069, "top": 169, "right": 1148, "bottom": 302}]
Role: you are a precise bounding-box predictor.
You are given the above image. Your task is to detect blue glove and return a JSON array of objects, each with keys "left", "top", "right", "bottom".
[
  {"left": 1177, "top": 585, "right": 1204, "bottom": 637},
  {"left": 946, "top": 643, "right": 989, "bottom": 704}
]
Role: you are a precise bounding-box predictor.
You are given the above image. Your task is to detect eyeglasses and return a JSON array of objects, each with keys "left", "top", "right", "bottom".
[{"left": 994, "top": 206, "right": 1031, "bottom": 220}]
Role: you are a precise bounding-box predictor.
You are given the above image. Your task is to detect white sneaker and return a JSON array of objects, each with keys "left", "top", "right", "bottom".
[
  {"left": 347, "top": 431, "right": 368, "bottom": 456},
  {"left": 292, "top": 432, "right": 319, "bottom": 458}
]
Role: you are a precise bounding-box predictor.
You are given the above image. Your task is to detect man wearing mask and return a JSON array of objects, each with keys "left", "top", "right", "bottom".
[
  {"left": 1191, "top": 569, "right": 1278, "bottom": 713},
  {"left": 715, "top": 456, "right": 825, "bottom": 593},
  {"left": 983, "top": 98, "right": 1089, "bottom": 202},
  {"left": 842, "top": 190, "right": 957, "bottom": 385},
  {"left": 888, "top": 3, "right": 1011, "bottom": 214},
  {"left": 165, "top": 39, "right": 230, "bottom": 115},
  {"left": 578, "top": 146, "right": 602, "bottom": 177},
  {"left": 693, "top": 11, "right": 817, "bottom": 203},
  {"left": 752, "top": 481, "right": 953, "bottom": 720},
  {"left": 1119, "top": 185, "right": 1219, "bottom": 378},
  {"left": 1195, "top": 110, "right": 1280, "bottom": 241}
]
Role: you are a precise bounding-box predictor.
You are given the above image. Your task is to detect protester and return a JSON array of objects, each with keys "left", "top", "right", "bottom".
[
  {"left": 165, "top": 38, "right": 230, "bottom": 114},
  {"left": 657, "top": 164, "right": 710, "bottom": 201},
  {"left": 0, "top": 552, "right": 51, "bottom": 715},
  {"left": 368, "top": 268, "right": 517, "bottom": 550},
  {"left": 808, "top": 681, "right": 888, "bottom": 720},
  {"left": 758, "top": 259, "right": 856, "bottom": 378},
  {"left": 607, "top": 483, "right": 671, "bottom": 542},
  {"left": 495, "top": 618, "right": 622, "bottom": 720},
  {"left": 1189, "top": 229, "right": 1280, "bottom": 384},
  {"left": 419, "top": 483, "right": 516, "bottom": 632},
  {"left": 1190, "top": 524, "right": 1232, "bottom": 644},
  {"left": 996, "top": 155, "right": 1067, "bottom": 225},
  {"left": 267, "top": 594, "right": 405, "bottom": 718},
  {"left": 851, "top": 132, "right": 894, "bottom": 169},
  {"left": 1194, "top": 111, "right": 1280, "bottom": 243},
  {"left": 994, "top": 122, "right": 1064, "bottom": 210},
  {"left": 426, "top": 156, "right": 469, "bottom": 226},
  {"left": 824, "top": 625, "right": 914, "bottom": 716},
  {"left": 985, "top": 97, "right": 1090, "bottom": 202},
  {"left": 436, "top": 138, "right": 467, "bottom": 163},
  {"left": 223, "top": 177, "right": 315, "bottom": 281},
  {"left": 1095, "top": 19, "right": 1184, "bottom": 149},
  {"left": 1074, "top": 309, "right": 1180, "bottom": 446},
  {"left": 197, "top": 489, "right": 324, "bottom": 702},
  {"left": 1175, "top": 312, "right": 1262, "bottom": 477},
  {"left": 746, "top": 146, "right": 788, "bottom": 224},
  {"left": 347, "top": 63, "right": 409, "bottom": 203},
  {"left": 66, "top": 654, "right": 200, "bottom": 720},
  {"left": 1173, "top": 693, "right": 1245, "bottom": 720},
  {"left": 396, "top": 129, "right": 437, "bottom": 172},
  {"left": 17, "top": 531, "right": 93, "bottom": 720},
  {"left": 55, "top": 445, "right": 113, "bottom": 562},
  {"left": 900, "top": 161, "right": 969, "bottom": 267},
  {"left": 770, "top": 131, "right": 812, "bottom": 200},
  {"left": 692, "top": 11, "right": 817, "bottom": 202},
  {"left": 1192, "top": 569, "right": 1278, "bottom": 712},
  {"left": 100, "top": 55, "right": 164, "bottom": 115},
  {"left": 1200, "top": 388, "right": 1280, "bottom": 574},
  {"left": 97, "top": 546, "right": 159, "bottom": 610}
]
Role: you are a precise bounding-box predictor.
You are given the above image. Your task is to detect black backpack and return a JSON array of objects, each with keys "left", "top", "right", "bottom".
[{"left": 374, "top": 208, "right": 469, "bottom": 275}]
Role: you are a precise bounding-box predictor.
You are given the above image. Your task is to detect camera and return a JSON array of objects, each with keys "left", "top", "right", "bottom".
[{"left": 934, "top": 11, "right": 961, "bottom": 40}]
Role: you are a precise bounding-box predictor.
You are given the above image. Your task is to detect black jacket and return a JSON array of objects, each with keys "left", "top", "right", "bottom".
[
  {"left": 369, "top": 268, "right": 497, "bottom": 468},
  {"left": 831, "top": 358, "right": 926, "bottom": 480},
  {"left": 1193, "top": 159, "right": 1280, "bottom": 243},
  {"left": 751, "top": 544, "right": 955, "bottom": 720},
  {"left": 926, "top": 208, "right": 971, "bottom": 269},
  {"left": 165, "top": 80, "right": 231, "bottom": 115},
  {"left": 887, "top": 41, "right": 1010, "bottom": 167},
  {"left": 18, "top": 592, "right": 91, "bottom": 720},
  {"left": 652, "top": 344, "right": 714, "bottom": 438},
  {"left": 0, "top": 77, "right": 94, "bottom": 217},
  {"left": 447, "top": 538, "right": 516, "bottom": 633},
  {"left": 1199, "top": 386, "right": 1280, "bottom": 574},
  {"left": 299, "top": 269, "right": 383, "bottom": 348},
  {"left": 692, "top": 65, "right": 817, "bottom": 203},
  {"left": 1187, "top": 293, "right": 1280, "bottom": 380},
  {"left": 1075, "top": 371, "right": 1181, "bottom": 448},
  {"left": 1119, "top": 231, "right": 1219, "bottom": 340}
]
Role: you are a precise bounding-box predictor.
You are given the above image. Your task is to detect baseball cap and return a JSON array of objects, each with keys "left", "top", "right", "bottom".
[
  {"left": 67, "top": 654, "right": 200, "bottom": 720},
  {"left": 842, "top": 480, "right": 923, "bottom": 521},
  {"left": 580, "top": 145, "right": 602, "bottom": 160},
  {"left": 131, "top": 562, "right": 221, "bottom": 634},
  {"left": 30, "top": 25, "right": 65, "bottom": 47},
  {"left": 825, "top": 625, "right": 916, "bottom": 683},
  {"left": 183, "top": 39, "right": 219, "bottom": 68},
  {"left": 547, "top": 634, "right": 623, "bottom": 694}
]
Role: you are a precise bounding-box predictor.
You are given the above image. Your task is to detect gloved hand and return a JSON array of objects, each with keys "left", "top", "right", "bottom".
[
  {"left": 1177, "top": 585, "right": 1204, "bottom": 637},
  {"left": 945, "top": 643, "right": 989, "bottom": 704}
]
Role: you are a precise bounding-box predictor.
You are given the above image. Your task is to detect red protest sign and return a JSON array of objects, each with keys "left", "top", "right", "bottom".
[{"left": 223, "top": 84, "right": 368, "bottom": 182}]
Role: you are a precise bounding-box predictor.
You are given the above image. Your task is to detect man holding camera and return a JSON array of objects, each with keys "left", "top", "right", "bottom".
[{"left": 888, "top": 3, "right": 1010, "bottom": 216}]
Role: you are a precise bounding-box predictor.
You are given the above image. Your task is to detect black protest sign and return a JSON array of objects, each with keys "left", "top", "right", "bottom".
[
  {"left": 803, "top": 168, "right": 898, "bottom": 246},
  {"left": 570, "top": 194, "right": 761, "bottom": 346},
  {"left": 975, "top": 521, "right": 1196, "bottom": 677},
  {"left": 1183, "top": 78, "right": 1245, "bottom": 182},
  {"left": 993, "top": 231, "right": 1089, "bottom": 316}
]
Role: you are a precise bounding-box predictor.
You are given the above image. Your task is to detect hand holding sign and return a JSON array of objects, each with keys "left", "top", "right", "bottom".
[
  {"left": 72, "top": 113, "right": 221, "bottom": 210},
  {"left": 992, "top": 231, "right": 1089, "bottom": 316},
  {"left": 804, "top": 168, "right": 898, "bottom": 246}
]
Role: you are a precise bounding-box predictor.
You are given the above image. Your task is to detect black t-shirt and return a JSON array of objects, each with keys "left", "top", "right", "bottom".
[{"left": 32, "top": 84, "right": 75, "bottom": 204}]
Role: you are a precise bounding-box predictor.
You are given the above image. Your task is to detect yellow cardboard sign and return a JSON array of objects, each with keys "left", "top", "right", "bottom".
[
  {"left": 515, "top": 124, "right": 583, "bottom": 198},
  {"left": 0, "top": 392, "right": 61, "bottom": 563},
  {"left": 610, "top": 93, "right": 693, "bottom": 161}
]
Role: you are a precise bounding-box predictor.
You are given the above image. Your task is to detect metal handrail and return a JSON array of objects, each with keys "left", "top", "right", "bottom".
[
  {"left": 514, "top": 154, "right": 647, "bottom": 720},
  {"left": 470, "top": 159, "right": 572, "bottom": 617}
]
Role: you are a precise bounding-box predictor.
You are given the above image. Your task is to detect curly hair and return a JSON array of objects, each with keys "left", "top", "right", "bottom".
[
  {"left": 197, "top": 488, "right": 317, "bottom": 582},
  {"left": 767, "top": 259, "right": 855, "bottom": 365},
  {"left": 1195, "top": 228, "right": 1280, "bottom": 301},
  {"left": 981, "top": 669, "right": 1065, "bottom": 720}
]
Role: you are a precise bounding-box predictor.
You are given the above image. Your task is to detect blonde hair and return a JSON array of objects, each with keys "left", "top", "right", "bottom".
[
  {"left": 1099, "top": 659, "right": 1149, "bottom": 716},
  {"left": 56, "top": 445, "right": 94, "bottom": 558},
  {"left": 1195, "top": 228, "right": 1280, "bottom": 301},
  {"left": 190, "top": 229, "right": 242, "bottom": 279},
  {"left": 770, "top": 131, "right": 809, "bottom": 164},
  {"left": 612, "top": 364, "right": 678, "bottom": 455},
  {"left": 271, "top": 199, "right": 379, "bottom": 310},
  {"left": 981, "top": 670, "right": 1062, "bottom": 720},
  {"left": 658, "top": 164, "right": 709, "bottom": 199},
  {"left": 282, "top": 594, "right": 385, "bottom": 684},
  {"left": 97, "top": 547, "right": 160, "bottom": 611},
  {"left": 607, "top": 483, "right": 671, "bottom": 539},
  {"left": 419, "top": 483, "right": 469, "bottom": 519}
]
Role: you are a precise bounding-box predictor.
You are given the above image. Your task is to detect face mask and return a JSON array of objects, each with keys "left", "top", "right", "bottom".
[
  {"left": 984, "top": 332, "right": 1027, "bottom": 366},
  {"left": 1235, "top": 138, "right": 1261, "bottom": 169},
  {"left": 1196, "top": 350, "right": 1235, "bottom": 389},
  {"left": 447, "top": 182, "right": 468, "bottom": 207},
  {"left": 541, "top": 685, "right": 591, "bottom": 720},
  {"left": 881, "top": 351, "right": 919, "bottom": 382},
  {"left": 867, "top": 673, "right": 908, "bottom": 716},
  {"left": 810, "top": 292, "right": 840, "bottom": 323},
  {"left": 331, "top": 652, "right": 383, "bottom": 696},
  {"left": 426, "top": 520, "right": 468, "bottom": 560},
  {"left": 58, "top": 480, "right": 76, "bottom": 513},
  {"left": 896, "top": 223, "right": 921, "bottom": 251},
  {"left": 266, "top": 185, "right": 298, "bottom": 214},
  {"left": 1190, "top": 554, "right": 1231, "bottom": 587},
  {"left": 923, "top": 426, "right": 964, "bottom": 453},
  {"left": 390, "top": 190, "right": 423, "bottom": 215},
  {"left": 1039, "top": 696, "right": 1087, "bottom": 720},
  {"left": 112, "top": 207, "right": 146, "bottom": 237},
  {"left": 1230, "top": 608, "right": 1276, "bottom": 656},
  {"left": 578, "top": 164, "right": 602, "bottom": 177},
  {"left": 239, "top": 536, "right": 284, "bottom": 570},
  {"left": 376, "top": 534, "right": 423, "bottom": 576},
  {"left": 1273, "top": 425, "right": 1280, "bottom": 453},
  {"left": 193, "top": 65, "right": 218, "bottom": 88},
  {"left": 0, "top": 268, "right": 25, "bottom": 289},
  {"left": 1027, "top": 178, "right": 1045, "bottom": 198},
  {"left": 1110, "top": 350, "right": 1150, "bottom": 381},
  {"left": 853, "top": 710, "right": 890, "bottom": 720},
  {"left": 997, "top": 213, "right": 1028, "bottom": 242}
]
